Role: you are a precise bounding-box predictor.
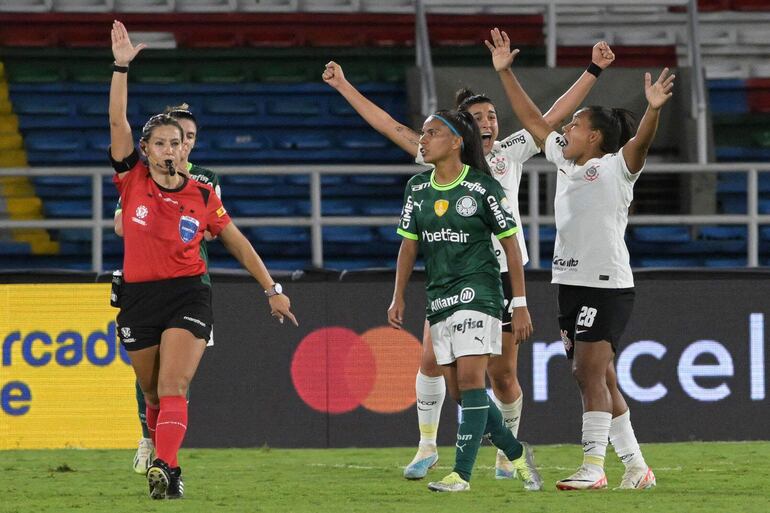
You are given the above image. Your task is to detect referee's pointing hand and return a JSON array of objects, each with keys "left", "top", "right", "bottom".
[{"left": 269, "top": 294, "right": 298, "bottom": 327}]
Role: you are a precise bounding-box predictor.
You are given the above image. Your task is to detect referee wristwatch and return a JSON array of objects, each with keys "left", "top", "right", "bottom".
[{"left": 265, "top": 283, "right": 283, "bottom": 297}]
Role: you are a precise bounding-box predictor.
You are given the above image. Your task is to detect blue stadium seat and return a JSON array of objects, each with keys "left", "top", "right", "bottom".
[
  {"left": 25, "top": 133, "right": 84, "bottom": 151},
  {"left": 204, "top": 97, "right": 261, "bottom": 115},
  {"left": 212, "top": 131, "right": 271, "bottom": 150},
  {"left": 703, "top": 257, "right": 747, "bottom": 267},
  {"left": 708, "top": 79, "right": 749, "bottom": 115},
  {"left": 44, "top": 200, "right": 91, "bottom": 218},
  {"left": 275, "top": 132, "right": 333, "bottom": 150},
  {"left": 265, "top": 98, "right": 324, "bottom": 117},
  {"left": 296, "top": 199, "right": 357, "bottom": 216},
  {"left": 246, "top": 226, "right": 310, "bottom": 244},
  {"left": 0, "top": 241, "right": 32, "bottom": 256},
  {"left": 229, "top": 199, "right": 295, "bottom": 217},
  {"left": 375, "top": 226, "right": 401, "bottom": 243},
  {"left": 632, "top": 226, "right": 691, "bottom": 242},
  {"left": 323, "top": 226, "right": 377, "bottom": 243},
  {"left": 636, "top": 257, "right": 700, "bottom": 267},
  {"left": 699, "top": 226, "right": 747, "bottom": 239},
  {"left": 359, "top": 199, "right": 402, "bottom": 216}
]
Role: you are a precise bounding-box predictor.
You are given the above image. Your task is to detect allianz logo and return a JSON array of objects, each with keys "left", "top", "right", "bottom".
[
  {"left": 422, "top": 228, "right": 469, "bottom": 243},
  {"left": 430, "top": 287, "right": 475, "bottom": 312}
]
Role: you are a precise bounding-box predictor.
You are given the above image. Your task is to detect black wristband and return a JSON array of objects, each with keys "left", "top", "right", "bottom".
[
  {"left": 112, "top": 63, "right": 129, "bottom": 73},
  {"left": 586, "top": 62, "right": 602, "bottom": 78}
]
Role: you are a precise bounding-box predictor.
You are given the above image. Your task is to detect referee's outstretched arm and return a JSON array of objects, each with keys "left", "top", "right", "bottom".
[{"left": 109, "top": 20, "right": 147, "bottom": 164}]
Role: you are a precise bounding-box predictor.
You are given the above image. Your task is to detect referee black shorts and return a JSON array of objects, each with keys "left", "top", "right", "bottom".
[
  {"left": 117, "top": 275, "right": 213, "bottom": 351},
  {"left": 557, "top": 284, "right": 635, "bottom": 359}
]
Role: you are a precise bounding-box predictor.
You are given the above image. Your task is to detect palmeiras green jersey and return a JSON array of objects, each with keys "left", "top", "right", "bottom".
[{"left": 397, "top": 165, "right": 519, "bottom": 324}]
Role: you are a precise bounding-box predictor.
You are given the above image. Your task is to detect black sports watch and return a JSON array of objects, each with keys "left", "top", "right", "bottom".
[{"left": 265, "top": 283, "right": 283, "bottom": 297}]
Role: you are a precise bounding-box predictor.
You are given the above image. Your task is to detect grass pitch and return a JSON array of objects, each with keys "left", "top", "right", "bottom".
[{"left": 1, "top": 442, "right": 768, "bottom": 513}]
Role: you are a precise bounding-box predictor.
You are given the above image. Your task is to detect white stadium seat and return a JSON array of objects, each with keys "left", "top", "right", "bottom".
[
  {"left": 175, "top": 0, "right": 236, "bottom": 11},
  {"left": 0, "top": 0, "right": 53, "bottom": 11},
  {"left": 299, "top": 0, "right": 360, "bottom": 11},
  {"left": 236, "top": 0, "right": 298, "bottom": 11},
  {"left": 614, "top": 28, "right": 676, "bottom": 46},
  {"left": 557, "top": 29, "right": 614, "bottom": 47},
  {"left": 53, "top": 0, "right": 114, "bottom": 11},
  {"left": 127, "top": 31, "right": 177, "bottom": 48},
  {"left": 115, "top": 0, "right": 175, "bottom": 12}
]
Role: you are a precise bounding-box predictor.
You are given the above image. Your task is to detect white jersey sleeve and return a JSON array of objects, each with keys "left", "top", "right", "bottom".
[
  {"left": 619, "top": 146, "right": 643, "bottom": 184},
  {"left": 498, "top": 129, "right": 539, "bottom": 163},
  {"left": 544, "top": 131, "right": 569, "bottom": 168}
]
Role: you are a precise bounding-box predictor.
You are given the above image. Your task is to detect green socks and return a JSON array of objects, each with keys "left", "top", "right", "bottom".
[
  {"left": 453, "top": 389, "right": 489, "bottom": 481},
  {"left": 485, "top": 397, "right": 523, "bottom": 461}
]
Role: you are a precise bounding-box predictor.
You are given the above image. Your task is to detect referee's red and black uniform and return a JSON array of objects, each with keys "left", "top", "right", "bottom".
[{"left": 113, "top": 151, "right": 231, "bottom": 350}]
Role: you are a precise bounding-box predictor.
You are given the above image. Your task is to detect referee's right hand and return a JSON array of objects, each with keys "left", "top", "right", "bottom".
[{"left": 269, "top": 294, "right": 298, "bottom": 326}]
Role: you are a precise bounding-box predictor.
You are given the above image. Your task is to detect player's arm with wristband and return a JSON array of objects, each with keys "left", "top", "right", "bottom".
[
  {"left": 541, "top": 41, "right": 615, "bottom": 131},
  {"left": 498, "top": 234, "right": 532, "bottom": 343}
]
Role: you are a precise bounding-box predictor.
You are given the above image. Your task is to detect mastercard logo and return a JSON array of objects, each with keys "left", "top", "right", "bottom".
[{"left": 290, "top": 326, "right": 422, "bottom": 414}]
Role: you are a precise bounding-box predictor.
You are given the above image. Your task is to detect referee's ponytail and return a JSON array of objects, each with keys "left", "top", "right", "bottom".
[
  {"left": 584, "top": 106, "right": 637, "bottom": 154},
  {"left": 431, "top": 109, "right": 492, "bottom": 176}
]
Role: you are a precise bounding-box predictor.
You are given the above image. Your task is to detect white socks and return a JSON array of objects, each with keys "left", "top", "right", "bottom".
[
  {"left": 582, "top": 411, "right": 612, "bottom": 472},
  {"left": 609, "top": 409, "right": 647, "bottom": 469},
  {"left": 415, "top": 371, "right": 445, "bottom": 447},
  {"left": 492, "top": 393, "right": 522, "bottom": 437}
]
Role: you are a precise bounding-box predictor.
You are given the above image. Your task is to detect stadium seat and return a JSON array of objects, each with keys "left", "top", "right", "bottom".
[
  {"left": 358, "top": 200, "right": 402, "bottom": 216},
  {"left": 0, "top": 0, "right": 53, "bottom": 12},
  {"left": 275, "top": 132, "right": 333, "bottom": 150},
  {"left": 699, "top": 225, "right": 747, "bottom": 239},
  {"left": 114, "top": 0, "right": 174, "bottom": 12},
  {"left": 732, "top": 0, "right": 770, "bottom": 11},
  {"left": 323, "top": 226, "right": 377, "bottom": 244},
  {"left": 213, "top": 131, "right": 271, "bottom": 150},
  {"left": 246, "top": 226, "right": 309, "bottom": 243},
  {"left": 52, "top": 0, "right": 113, "bottom": 12},
  {"left": 229, "top": 199, "right": 295, "bottom": 216},
  {"left": 632, "top": 226, "right": 691, "bottom": 243},
  {"left": 236, "top": 0, "right": 299, "bottom": 12},
  {"left": 0, "top": 241, "right": 32, "bottom": 256},
  {"left": 708, "top": 80, "right": 749, "bottom": 115},
  {"left": 44, "top": 199, "right": 91, "bottom": 218},
  {"left": 176, "top": 0, "right": 237, "bottom": 12}
]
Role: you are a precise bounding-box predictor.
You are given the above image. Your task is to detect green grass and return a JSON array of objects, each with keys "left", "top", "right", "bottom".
[{"left": 1, "top": 442, "right": 768, "bottom": 513}]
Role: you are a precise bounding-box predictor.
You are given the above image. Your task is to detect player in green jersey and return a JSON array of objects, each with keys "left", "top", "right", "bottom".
[
  {"left": 388, "top": 109, "right": 541, "bottom": 493},
  {"left": 114, "top": 104, "right": 220, "bottom": 475}
]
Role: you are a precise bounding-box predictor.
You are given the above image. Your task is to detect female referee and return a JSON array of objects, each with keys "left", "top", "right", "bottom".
[
  {"left": 486, "top": 27, "right": 672, "bottom": 490},
  {"left": 387, "top": 108, "right": 541, "bottom": 493},
  {"left": 114, "top": 104, "right": 223, "bottom": 476},
  {"left": 109, "top": 21, "right": 298, "bottom": 500},
  {"left": 323, "top": 42, "right": 613, "bottom": 481}
]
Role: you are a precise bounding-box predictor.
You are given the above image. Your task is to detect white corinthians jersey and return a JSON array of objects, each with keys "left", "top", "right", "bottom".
[
  {"left": 545, "top": 131, "right": 640, "bottom": 288},
  {"left": 417, "top": 129, "right": 539, "bottom": 270}
]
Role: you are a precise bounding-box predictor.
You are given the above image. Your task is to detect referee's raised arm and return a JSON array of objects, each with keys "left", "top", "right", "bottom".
[{"left": 109, "top": 20, "right": 146, "bottom": 164}]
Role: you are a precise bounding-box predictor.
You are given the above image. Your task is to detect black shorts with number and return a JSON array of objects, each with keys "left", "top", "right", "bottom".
[
  {"left": 501, "top": 271, "right": 514, "bottom": 333},
  {"left": 557, "top": 284, "right": 635, "bottom": 359},
  {"left": 117, "top": 275, "right": 213, "bottom": 351}
]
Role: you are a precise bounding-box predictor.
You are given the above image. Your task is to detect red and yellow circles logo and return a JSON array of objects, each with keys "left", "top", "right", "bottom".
[{"left": 290, "top": 326, "right": 421, "bottom": 414}]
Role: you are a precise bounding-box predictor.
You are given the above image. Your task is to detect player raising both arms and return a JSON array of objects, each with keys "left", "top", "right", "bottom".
[{"left": 486, "top": 27, "right": 671, "bottom": 490}]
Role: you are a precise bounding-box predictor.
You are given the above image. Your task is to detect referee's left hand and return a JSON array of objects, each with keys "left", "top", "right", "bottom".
[{"left": 268, "top": 294, "right": 298, "bottom": 326}]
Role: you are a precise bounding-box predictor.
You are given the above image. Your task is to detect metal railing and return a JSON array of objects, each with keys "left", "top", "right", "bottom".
[{"left": 2, "top": 162, "right": 769, "bottom": 270}]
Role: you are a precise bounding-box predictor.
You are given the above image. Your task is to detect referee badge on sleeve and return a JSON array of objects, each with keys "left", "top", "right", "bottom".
[{"left": 179, "top": 215, "right": 200, "bottom": 243}]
